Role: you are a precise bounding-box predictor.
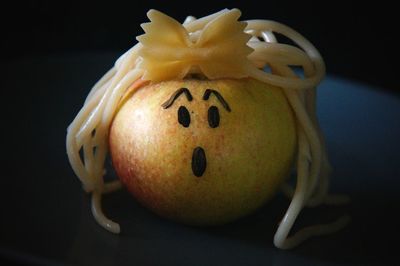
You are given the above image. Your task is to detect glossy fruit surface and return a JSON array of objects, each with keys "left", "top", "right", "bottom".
[{"left": 109, "top": 78, "right": 296, "bottom": 225}]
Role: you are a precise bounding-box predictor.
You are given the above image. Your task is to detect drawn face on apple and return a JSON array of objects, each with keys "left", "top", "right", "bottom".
[
  {"left": 161, "top": 87, "right": 232, "bottom": 178},
  {"left": 109, "top": 78, "right": 296, "bottom": 225}
]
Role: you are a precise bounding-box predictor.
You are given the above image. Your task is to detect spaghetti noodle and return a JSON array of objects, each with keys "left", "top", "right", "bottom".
[{"left": 66, "top": 8, "right": 349, "bottom": 249}]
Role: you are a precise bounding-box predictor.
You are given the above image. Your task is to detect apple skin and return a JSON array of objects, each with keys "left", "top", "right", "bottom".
[{"left": 109, "top": 78, "right": 296, "bottom": 225}]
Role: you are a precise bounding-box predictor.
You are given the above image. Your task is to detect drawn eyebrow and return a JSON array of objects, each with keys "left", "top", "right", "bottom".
[
  {"left": 162, "top": 88, "right": 193, "bottom": 109},
  {"left": 202, "top": 89, "right": 231, "bottom": 112}
]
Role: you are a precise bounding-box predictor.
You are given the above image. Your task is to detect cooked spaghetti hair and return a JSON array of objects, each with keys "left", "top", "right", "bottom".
[{"left": 66, "top": 8, "right": 349, "bottom": 249}]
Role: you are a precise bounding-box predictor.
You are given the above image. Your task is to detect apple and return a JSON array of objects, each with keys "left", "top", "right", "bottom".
[{"left": 109, "top": 78, "right": 296, "bottom": 225}]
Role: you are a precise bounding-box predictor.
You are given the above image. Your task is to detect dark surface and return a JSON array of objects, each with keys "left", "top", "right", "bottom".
[{"left": 1, "top": 53, "right": 400, "bottom": 265}]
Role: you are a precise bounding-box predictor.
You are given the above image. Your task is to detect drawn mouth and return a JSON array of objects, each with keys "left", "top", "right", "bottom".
[{"left": 192, "top": 146, "right": 207, "bottom": 177}]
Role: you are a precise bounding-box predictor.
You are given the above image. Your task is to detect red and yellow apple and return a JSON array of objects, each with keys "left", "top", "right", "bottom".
[{"left": 109, "top": 78, "right": 296, "bottom": 225}]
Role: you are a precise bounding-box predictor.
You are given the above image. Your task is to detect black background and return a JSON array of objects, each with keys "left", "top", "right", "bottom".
[{"left": 2, "top": 0, "right": 399, "bottom": 93}]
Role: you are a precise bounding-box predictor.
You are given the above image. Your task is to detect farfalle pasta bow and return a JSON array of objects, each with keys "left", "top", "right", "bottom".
[{"left": 137, "top": 9, "right": 254, "bottom": 82}]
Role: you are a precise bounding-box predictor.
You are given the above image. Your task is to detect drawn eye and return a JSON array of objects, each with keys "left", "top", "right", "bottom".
[
  {"left": 208, "top": 106, "right": 220, "bottom": 128},
  {"left": 178, "top": 106, "right": 190, "bottom": 127}
]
